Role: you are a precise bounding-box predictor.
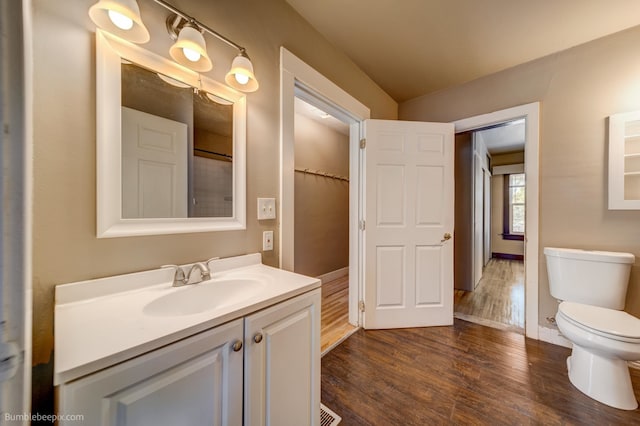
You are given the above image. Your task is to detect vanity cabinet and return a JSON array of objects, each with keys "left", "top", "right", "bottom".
[
  {"left": 57, "top": 289, "right": 321, "bottom": 426},
  {"left": 244, "top": 288, "right": 321, "bottom": 426},
  {"left": 58, "top": 319, "right": 244, "bottom": 425}
]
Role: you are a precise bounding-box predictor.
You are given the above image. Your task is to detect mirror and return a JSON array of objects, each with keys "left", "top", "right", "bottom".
[
  {"left": 609, "top": 110, "right": 640, "bottom": 210},
  {"left": 96, "top": 30, "right": 246, "bottom": 237}
]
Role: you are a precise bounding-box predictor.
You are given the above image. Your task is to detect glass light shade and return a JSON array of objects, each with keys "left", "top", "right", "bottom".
[
  {"left": 225, "top": 53, "right": 259, "bottom": 92},
  {"left": 88, "top": 0, "right": 149, "bottom": 43},
  {"left": 169, "top": 26, "right": 212, "bottom": 72}
]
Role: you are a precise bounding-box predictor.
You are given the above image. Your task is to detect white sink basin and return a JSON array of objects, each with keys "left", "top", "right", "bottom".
[{"left": 143, "top": 278, "right": 266, "bottom": 317}]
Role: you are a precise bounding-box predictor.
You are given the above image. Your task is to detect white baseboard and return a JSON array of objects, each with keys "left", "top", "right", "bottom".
[
  {"left": 538, "top": 325, "right": 572, "bottom": 348},
  {"left": 317, "top": 267, "right": 349, "bottom": 284}
]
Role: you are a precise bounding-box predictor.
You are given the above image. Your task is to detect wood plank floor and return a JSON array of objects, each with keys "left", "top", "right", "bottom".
[
  {"left": 454, "top": 258, "right": 524, "bottom": 332},
  {"left": 321, "top": 275, "right": 357, "bottom": 353},
  {"left": 321, "top": 320, "right": 640, "bottom": 425}
]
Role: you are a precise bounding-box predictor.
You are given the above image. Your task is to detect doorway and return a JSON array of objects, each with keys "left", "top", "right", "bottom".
[
  {"left": 454, "top": 104, "right": 540, "bottom": 339},
  {"left": 453, "top": 119, "right": 526, "bottom": 333},
  {"left": 280, "top": 47, "right": 371, "bottom": 348},
  {"left": 293, "top": 97, "right": 357, "bottom": 352}
]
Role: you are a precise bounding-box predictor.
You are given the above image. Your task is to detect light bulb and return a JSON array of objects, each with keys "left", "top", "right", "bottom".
[
  {"left": 108, "top": 10, "right": 134, "bottom": 30},
  {"left": 182, "top": 47, "right": 201, "bottom": 62},
  {"left": 234, "top": 73, "right": 250, "bottom": 85}
]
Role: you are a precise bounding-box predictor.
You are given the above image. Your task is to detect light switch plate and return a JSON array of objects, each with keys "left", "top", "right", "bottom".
[
  {"left": 257, "top": 198, "right": 276, "bottom": 220},
  {"left": 263, "top": 230, "right": 274, "bottom": 251}
]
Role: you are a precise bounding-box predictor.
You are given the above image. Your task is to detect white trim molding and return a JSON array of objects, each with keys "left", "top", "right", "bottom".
[
  {"left": 316, "top": 267, "right": 349, "bottom": 285},
  {"left": 493, "top": 163, "right": 524, "bottom": 175},
  {"left": 280, "top": 47, "right": 370, "bottom": 326}
]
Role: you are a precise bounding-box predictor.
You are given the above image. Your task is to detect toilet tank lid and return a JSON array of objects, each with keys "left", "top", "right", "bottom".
[{"left": 544, "top": 247, "right": 635, "bottom": 264}]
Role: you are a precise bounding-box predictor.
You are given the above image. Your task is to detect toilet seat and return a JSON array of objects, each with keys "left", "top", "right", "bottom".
[{"left": 558, "top": 301, "right": 640, "bottom": 343}]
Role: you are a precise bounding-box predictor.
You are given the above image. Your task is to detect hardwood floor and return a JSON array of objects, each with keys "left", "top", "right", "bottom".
[
  {"left": 321, "top": 275, "right": 358, "bottom": 353},
  {"left": 454, "top": 258, "right": 524, "bottom": 332},
  {"left": 321, "top": 320, "right": 640, "bottom": 425}
]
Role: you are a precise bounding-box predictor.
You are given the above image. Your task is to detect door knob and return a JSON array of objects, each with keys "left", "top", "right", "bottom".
[
  {"left": 232, "top": 340, "right": 243, "bottom": 352},
  {"left": 441, "top": 232, "right": 452, "bottom": 242},
  {"left": 253, "top": 333, "right": 263, "bottom": 344}
]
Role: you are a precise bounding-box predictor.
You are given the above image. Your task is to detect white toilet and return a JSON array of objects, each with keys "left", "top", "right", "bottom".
[{"left": 544, "top": 247, "right": 640, "bottom": 410}]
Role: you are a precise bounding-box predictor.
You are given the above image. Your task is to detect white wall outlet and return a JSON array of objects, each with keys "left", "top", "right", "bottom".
[
  {"left": 263, "top": 230, "right": 274, "bottom": 251},
  {"left": 257, "top": 198, "right": 276, "bottom": 220}
]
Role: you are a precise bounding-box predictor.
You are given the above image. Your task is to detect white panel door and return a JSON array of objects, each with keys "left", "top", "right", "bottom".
[
  {"left": 121, "top": 107, "right": 188, "bottom": 218},
  {"left": 364, "top": 119, "right": 454, "bottom": 329}
]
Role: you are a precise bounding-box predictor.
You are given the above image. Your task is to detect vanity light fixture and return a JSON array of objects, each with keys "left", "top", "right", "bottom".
[
  {"left": 88, "top": 0, "right": 260, "bottom": 92},
  {"left": 88, "top": 0, "right": 150, "bottom": 43}
]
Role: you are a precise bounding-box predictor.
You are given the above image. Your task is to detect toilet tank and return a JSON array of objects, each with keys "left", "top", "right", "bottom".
[{"left": 544, "top": 247, "right": 634, "bottom": 310}]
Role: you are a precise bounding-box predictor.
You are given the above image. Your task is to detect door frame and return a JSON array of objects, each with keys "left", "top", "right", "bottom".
[
  {"left": 453, "top": 102, "right": 540, "bottom": 339},
  {"left": 279, "top": 47, "right": 370, "bottom": 326},
  {"left": 1, "top": 0, "right": 33, "bottom": 415}
]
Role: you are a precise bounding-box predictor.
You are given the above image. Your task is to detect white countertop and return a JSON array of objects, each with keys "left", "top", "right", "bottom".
[{"left": 54, "top": 254, "right": 320, "bottom": 385}]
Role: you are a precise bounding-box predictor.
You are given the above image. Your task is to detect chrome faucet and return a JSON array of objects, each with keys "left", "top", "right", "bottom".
[
  {"left": 161, "top": 264, "right": 187, "bottom": 287},
  {"left": 162, "top": 258, "right": 218, "bottom": 287},
  {"left": 187, "top": 262, "right": 211, "bottom": 284}
]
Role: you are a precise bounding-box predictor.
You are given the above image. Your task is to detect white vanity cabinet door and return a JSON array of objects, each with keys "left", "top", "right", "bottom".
[
  {"left": 244, "top": 289, "right": 321, "bottom": 426},
  {"left": 58, "top": 319, "right": 244, "bottom": 426}
]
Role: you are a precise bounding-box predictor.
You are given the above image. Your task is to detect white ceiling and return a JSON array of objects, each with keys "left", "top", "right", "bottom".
[
  {"left": 286, "top": 0, "right": 640, "bottom": 102},
  {"left": 295, "top": 97, "right": 350, "bottom": 135},
  {"left": 475, "top": 119, "right": 525, "bottom": 154}
]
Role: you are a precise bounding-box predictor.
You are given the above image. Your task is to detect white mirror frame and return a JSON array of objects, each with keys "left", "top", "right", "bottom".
[
  {"left": 608, "top": 110, "right": 640, "bottom": 210},
  {"left": 96, "top": 30, "right": 246, "bottom": 238}
]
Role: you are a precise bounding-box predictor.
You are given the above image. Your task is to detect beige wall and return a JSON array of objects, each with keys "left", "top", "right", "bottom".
[
  {"left": 400, "top": 25, "right": 640, "bottom": 328},
  {"left": 492, "top": 151, "right": 525, "bottom": 167},
  {"left": 294, "top": 113, "right": 349, "bottom": 277},
  {"left": 32, "top": 0, "right": 396, "bottom": 409}
]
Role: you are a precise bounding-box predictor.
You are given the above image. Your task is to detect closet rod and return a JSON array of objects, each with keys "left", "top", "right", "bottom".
[
  {"left": 194, "top": 148, "right": 233, "bottom": 159},
  {"left": 294, "top": 167, "right": 349, "bottom": 182}
]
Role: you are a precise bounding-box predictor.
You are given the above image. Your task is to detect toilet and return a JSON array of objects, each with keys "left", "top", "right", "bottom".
[{"left": 544, "top": 247, "right": 640, "bottom": 410}]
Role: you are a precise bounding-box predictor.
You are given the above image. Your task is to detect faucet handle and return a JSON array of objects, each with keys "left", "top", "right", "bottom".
[
  {"left": 161, "top": 264, "right": 186, "bottom": 284},
  {"left": 206, "top": 257, "right": 220, "bottom": 264}
]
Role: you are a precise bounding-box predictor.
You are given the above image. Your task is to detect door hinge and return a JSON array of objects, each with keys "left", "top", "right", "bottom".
[
  {"left": 358, "top": 300, "right": 365, "bottom": 312},
  {"left": 359, "top": 138, "right": 366, "bottom": 149},
  {"left": 359, "top": 220, "right": 365, "bottom": 230}
]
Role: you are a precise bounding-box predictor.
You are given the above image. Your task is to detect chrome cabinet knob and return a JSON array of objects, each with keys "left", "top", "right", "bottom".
[
  {"left": 232, "top": 340, "right": 243, "bottom": 352},
  {"left": 253, "top": 333, "right": 263, "bottom": 344}
]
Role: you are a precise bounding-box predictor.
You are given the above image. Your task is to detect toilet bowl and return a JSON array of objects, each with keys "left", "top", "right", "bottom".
[
  {"left": 555, "top": 301, "right": 640, "bottom": 410},
  {"left": 544, "top": 247, "right": 639, "bottom": 410}
]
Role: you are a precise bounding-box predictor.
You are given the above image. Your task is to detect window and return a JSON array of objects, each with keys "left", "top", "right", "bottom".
[
  {"left": 502, "top": 173, "right": 525, "bottom": 240},
  {"left": 508, "top": 173, "right": 525, "bottom": 234}
]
